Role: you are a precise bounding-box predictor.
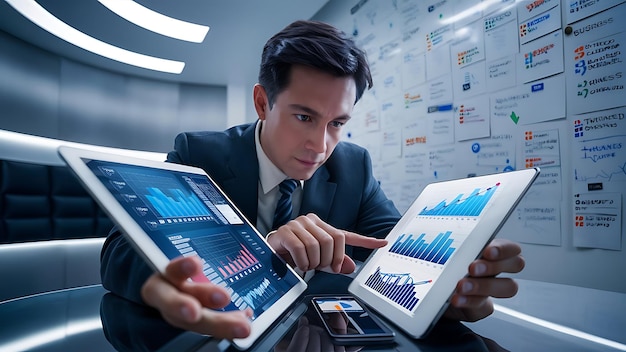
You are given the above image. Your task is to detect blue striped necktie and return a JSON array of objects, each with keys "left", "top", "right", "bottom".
[{"left": 272, "top": 179, "right": 299, "bottom": 230}]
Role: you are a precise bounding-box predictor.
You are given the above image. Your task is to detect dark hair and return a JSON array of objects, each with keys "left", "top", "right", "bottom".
[{"left": 258, "top": 20, "right": 372, "bottom": 108}]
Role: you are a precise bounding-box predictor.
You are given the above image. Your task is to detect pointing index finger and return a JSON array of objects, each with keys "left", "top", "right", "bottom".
[{"left": 344, "top": 231, "right": 388, "bottom": 249}]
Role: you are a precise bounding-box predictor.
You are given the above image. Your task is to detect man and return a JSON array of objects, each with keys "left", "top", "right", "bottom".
[{"left": 101, "top": 20, "right": 525, "bottom": 340}]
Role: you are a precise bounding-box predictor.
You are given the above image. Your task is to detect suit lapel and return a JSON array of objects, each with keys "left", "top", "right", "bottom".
[{"left": 220, "top": 124, "right": 259, "bottom": 222}]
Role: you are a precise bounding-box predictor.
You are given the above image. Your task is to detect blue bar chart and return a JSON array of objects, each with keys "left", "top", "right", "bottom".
[
  {"left": 364, "top": 267, "right": 430, "bottom": 311},
  {"left": 419, "top": 183, "right": 499, "bottom": 216},
  {"left": 119, "top": 168, "right": 212, "bottom": 219},
  {"left": 145, "top": 187, "right": 211, "bottom": 218},
  {"left": 389, "top": 231, "right": 456, "bottom": 265}
]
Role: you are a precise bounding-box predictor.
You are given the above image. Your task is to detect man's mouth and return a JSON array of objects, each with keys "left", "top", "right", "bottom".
[{"left": 296, "top": 158, "right": 321, "bottom": 166}]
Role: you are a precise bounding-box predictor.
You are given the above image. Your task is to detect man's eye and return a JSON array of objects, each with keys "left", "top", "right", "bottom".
[
  {"left": 330, "top": 121, "right": 345, "bottom": 128},
  {"left": 295, "top": 114, "right": 311, "bottom": 122}
]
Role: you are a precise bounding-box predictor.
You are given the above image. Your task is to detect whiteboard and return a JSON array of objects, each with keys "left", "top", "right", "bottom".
[{"left": 316, "top": 0, "right": 626, "bottom": 293}]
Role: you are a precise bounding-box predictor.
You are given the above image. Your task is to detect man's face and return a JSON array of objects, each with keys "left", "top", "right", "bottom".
[{"left": 255, "top": 65, "right": 357, "bottom": 181}]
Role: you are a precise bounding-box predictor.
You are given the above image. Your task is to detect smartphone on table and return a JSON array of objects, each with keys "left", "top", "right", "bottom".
[{"left": 311, "top": 296, "right": 395, "bottom": 344}]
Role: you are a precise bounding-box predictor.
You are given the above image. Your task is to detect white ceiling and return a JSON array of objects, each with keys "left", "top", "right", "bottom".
[{"left": 0, "top": 0, "right": 330, "bottom": 86}]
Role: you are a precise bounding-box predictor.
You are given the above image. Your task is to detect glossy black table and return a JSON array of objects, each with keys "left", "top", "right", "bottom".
[
  {"left": 0, "top": 284, "right": 114, "bottom": 352},
  {"left": 0, "top": 273, "right": 618, "bottom": 351}
]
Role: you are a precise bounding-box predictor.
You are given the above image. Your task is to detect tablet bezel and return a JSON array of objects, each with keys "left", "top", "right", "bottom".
[
  {"left": 348, "top": 168, "right": 539, "bottom": 339},
  {"left": 58, "top": 145, "right": 308, "bottom": 350}
]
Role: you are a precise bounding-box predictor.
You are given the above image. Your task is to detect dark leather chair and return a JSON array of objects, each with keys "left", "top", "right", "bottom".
[{"left": 0, "top": 130, "right": 163, "bottom": 301}]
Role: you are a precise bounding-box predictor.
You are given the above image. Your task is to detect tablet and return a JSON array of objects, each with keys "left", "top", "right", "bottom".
[
  {"left": 58, "top": 146, "right": 307, "bottom": 350},
  {"left": 348, "top": 168, "right": 539, "bottom": 339}
]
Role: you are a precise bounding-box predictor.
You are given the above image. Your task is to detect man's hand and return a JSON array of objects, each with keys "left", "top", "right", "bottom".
[
  {"left": 141, "top": 256, "right": 253, "bottom": 338},
  {"left": 266, "top": 213, "right": 387, "bottom": 274},
  {"left": 444, "top": 238, "right": 525, "bottom": 322}
]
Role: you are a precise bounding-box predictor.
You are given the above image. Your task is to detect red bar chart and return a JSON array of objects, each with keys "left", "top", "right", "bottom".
[
  {"left": 190, "top": 232, "right": 262, "bottom": 282},
  {"left": 217, "top": 246, "right": 259, "bottom": 278}
]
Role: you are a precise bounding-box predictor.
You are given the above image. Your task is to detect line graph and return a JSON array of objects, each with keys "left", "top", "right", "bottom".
[
  {"left": 574, "top": 161, "right": 626, "bottom": 182},
  {"left": 574, "top": 134, "right": 626, "bottom": 182},
  {"left": 237, "top": 277, "right": 277, "bottom": 310}
]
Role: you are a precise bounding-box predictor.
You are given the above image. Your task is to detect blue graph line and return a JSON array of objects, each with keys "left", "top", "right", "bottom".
[
  {"left": 240, "top": 277, "right": 276, "bottom": 310},
  {"left": 575, "top": 134, "right": 626, "bottom": 181},
  {"left": 574, "top": 162, "right": 626, "bottom": 182}
]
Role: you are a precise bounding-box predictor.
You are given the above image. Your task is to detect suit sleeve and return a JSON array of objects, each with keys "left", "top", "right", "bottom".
[
  {"left": 166, "top": 132, "right": 189, "bottom": 165},
  {"left": 100, "top": 227, "right": 153, "bottom": 304},
  {"left": 351, "top": 149, "right": 402, "bottom": 261}
]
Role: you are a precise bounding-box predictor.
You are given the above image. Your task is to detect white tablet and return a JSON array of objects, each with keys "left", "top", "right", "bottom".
[
  {"left": 58, "top": 146, "right": 307, "bottom": 350},
  {"left": 348, "top": 168, "right": 539, "bottom": 339}
]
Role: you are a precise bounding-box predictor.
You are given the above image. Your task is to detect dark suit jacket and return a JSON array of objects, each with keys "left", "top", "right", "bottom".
[{"left": 101, "top": 122, "right": 401, "bottom": 303}]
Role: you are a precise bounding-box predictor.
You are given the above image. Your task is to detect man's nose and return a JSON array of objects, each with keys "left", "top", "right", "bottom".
[{"left": 306, "top": 125, "right": 327, "bottom": 154}]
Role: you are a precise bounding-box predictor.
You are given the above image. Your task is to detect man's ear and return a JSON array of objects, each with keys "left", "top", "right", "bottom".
[{"left": 253, "top": 84, "right": 269, "bottom": 121}]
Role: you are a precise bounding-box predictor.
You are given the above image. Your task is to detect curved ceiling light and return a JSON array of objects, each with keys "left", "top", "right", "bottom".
[
  {"left": 98, "top": 0, "right": 209, "bottom": 43},
  {"left": 5, "top": 0, "right": 185, "bottom": 74}
]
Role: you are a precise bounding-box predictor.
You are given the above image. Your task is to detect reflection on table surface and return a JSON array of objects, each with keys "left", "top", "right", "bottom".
[
  {"left": 101, "top": 291, "right": 505, "bottom": 352},
  {"left": 0, "top": 272, "right": 620, "bottom": 351},
  {"left": 99, "top": 270, "right": 508, "bottom": 352},
  {"left": 0, "top": 284, "right": 114, "bottom": 352}
]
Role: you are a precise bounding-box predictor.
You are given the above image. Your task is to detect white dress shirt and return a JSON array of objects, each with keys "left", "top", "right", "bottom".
[
  {"left": 253, "top": 121, "right": 314, "bottom": 280},
  {"left": 253, "top": 120, "right": 304, "bottom": 237}
]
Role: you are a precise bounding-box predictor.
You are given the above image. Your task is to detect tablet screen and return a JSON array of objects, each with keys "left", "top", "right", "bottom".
[
  {"left": 86, "top": 159, "right": 302, "bottom": 319},
  {"left": 349, "top": 168, "right": 539, "bottom": 338},
  {"left": 361, "top": 180, "right": 501, "bottom": 315}
]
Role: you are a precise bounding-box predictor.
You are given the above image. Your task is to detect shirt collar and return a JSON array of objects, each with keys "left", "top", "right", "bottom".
[{"left": 254, "top": 120, "right": 303, "bottom": 194}]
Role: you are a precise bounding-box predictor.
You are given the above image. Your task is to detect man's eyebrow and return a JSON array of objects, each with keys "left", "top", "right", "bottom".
[
  {"left": 289, "top": 104, "right": 319, "bottom": 116},
  {"left": 289, "top": 104, "right": 352, "bottom": 120}
]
